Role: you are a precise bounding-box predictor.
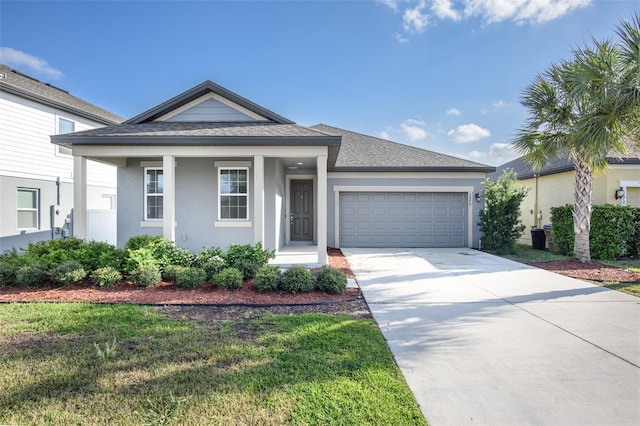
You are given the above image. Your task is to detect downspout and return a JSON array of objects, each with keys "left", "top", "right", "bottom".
[{"left": 534, "top": 174, "right": 539, "bottom": 228}]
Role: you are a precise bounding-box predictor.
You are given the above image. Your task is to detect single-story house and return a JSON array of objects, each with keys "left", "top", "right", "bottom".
[
  {"left": 492, "top": 151, "right": 640, "bottom": 245},
  {"left": 52, "top": 80, "right": 495, "bottom": 263}
]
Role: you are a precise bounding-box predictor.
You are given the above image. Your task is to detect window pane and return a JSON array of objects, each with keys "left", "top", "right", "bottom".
[
  {"left": 17, "top": 190, "right": 36, "bottom": 208},
  {"left": 58, "top": 118, "right": 75, "bottom": 134},
  {"left": 147, "top": 195, "right": 163, "bottom": 219},
  {"left": 18, "top": 211, "right": 37, "bottom": 228},
  {"left": 146, "top": 169, "right": 163, "bottom": 194}
]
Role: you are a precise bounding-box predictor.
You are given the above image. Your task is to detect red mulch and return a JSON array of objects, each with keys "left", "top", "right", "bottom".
[
  {"left": 0, "top": 248, "right": 359, "bottom": 305},
  {"left": 529, "top": 260, "right": 640, "bottom": 283}
]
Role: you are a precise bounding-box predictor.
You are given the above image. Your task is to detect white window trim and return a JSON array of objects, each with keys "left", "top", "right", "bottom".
[
  {"left": 144, "top": 167, "right": 163, "bottom": 221},
  {"left": 17, "top": 188, "right": 40, "bottom": 230},
  {"left": 218, "top": 167, "right": 250, "bottom": 221},
  {"left": 56, "top": 117, "right": 75, "bottom": 157}
]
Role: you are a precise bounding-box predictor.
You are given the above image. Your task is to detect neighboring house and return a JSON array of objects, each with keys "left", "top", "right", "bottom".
[
  {"left": 51, "top": 80, "right": 494, "bottom": 264},
  {"left": 0, "top": 64, "right": 124, "bottom": 251},
  {"left": 492, "top": 151, "right": 640, "bottom": 245}
]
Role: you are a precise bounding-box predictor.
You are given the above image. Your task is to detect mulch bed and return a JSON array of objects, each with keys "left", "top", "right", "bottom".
[
  {"left": 0, "top": 248, "right": 371, "bottom": 318},
  {"left": 529, "top": 260, "right": 640, "bottom": 283}
]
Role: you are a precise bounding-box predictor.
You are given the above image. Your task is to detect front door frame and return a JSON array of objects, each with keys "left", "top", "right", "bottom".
[{"left": 286, "top": 174, "right": 317, "bottom": 244}]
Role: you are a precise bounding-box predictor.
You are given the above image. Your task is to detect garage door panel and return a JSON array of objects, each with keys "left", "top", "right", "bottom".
[{"left": 340, "top": 191, "right": 467, "bottom": 248}]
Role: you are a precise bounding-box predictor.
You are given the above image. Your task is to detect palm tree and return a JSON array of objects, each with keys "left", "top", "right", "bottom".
[{"left": 514, "top": 14, "right": 640, "bottom": 263}]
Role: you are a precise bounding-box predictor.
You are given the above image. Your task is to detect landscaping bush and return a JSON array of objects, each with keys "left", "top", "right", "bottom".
[
  {"left": 176, "top": 267, "right": 206, "bottom": 289},
  {"left": 124, "top": 246, "right": 158, "bottom": 273},
  {"left": 153, "top": 239, "right": 195, "bottom": 268},
  {"left": 551, "top": 204, "right": 638, "bottom": 259},
  {"left": 224, "top": 242, "right": 275, "bottom": 271},
  {"left": 254, "top": 266, "right": 281, "bottom": 292},
  {"left": 162, "top": 264, "right": 184, "bottom": 282},
  {"left": 23, "top": 238, "right": 84, "bottom": 268},
  {"left": 280, "top": 266, "right": 315, "bottom": 294},
  {"left": 627, "top": 208, "right": 640, "bottom": 258},
  {"left": 550, "top": 205, "right": 574, "bottom": 256},
  {"left": 314, "top": 266, "right": 347, "bottom": 294},
  {"left": 478, "top": 170, "right": 528, "bottom": 254},
  {"left": 77, "top": 241, "right": 124, "bottom": 271},
  {"left": 124, "top": 235, "right": 164, "bottom": 252},
  {"left": 233, "top": 258, "right": 262, "bottom": 280},
  {"left": 91, "top": 267, "right": 122, "bottom": 288},
  {"left": 129, "top": 264, "right": 161, "bottom": 288},
  {"left": 590, "top": 205, "right": 635, "bottom": 259},
  {"left": 15, "top": 264, "right": 48, "bottom": 288},
  {"left": 194, "top": 247, "right": 226, "bottom": 281},
  {"left": 214, "top": 267, "right": 244, "bottom": 290},
  {"left": 0, "top": 262, "right": 17, "bottom": 287},
  {"left": 50, "top": 261, "right": 86, "bottom": 286}
]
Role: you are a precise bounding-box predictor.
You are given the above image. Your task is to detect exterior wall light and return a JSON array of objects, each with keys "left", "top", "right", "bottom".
[
  {"left": 614, "top": 188, "right": 625, "bottom": 199},
  {"left": 475, "top": 192, "right": 482, "bottom": 203}
]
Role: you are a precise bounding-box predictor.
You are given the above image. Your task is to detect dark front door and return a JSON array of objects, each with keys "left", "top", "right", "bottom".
[{"left": 291, "top": 180, "right": 313, "bottom": 241}]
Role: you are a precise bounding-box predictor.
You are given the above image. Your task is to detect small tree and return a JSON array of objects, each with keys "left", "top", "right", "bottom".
[{"left": 479, "top": 169, "right": 529, "bottom": 254}]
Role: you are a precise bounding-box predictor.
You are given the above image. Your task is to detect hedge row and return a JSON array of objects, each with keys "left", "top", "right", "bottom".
[{"left": 550, "top": 204, "right": 640, "bottom": 259}]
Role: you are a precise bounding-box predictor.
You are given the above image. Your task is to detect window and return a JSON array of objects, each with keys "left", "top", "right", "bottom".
[
  {"left": 144, "top": 168, "right": 163, "bottom": 220},
  {"left": 57, "top": 117, "right": 74, "bottom": 155},
  {"left": 17, "top": 188, "right": 39, "bottom": 229},
  {"left": 219, "top": 168, "right": 248, "bottom": 220}
]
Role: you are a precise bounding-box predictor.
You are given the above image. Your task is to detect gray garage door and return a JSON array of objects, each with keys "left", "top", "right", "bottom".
[{"left": 340, "top": 192, "right": 468, "bottom": 247}]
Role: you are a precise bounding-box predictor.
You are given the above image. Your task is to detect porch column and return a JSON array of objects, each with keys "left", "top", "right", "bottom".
[
  {"left": 253, "top": 155, "right": 264, "bottom": 244},
  {"left": 73, "top": 156, "right": 87, "bottom": 240},
  {"left": 163, "top": 155, "right": 176, "bottom": 242},
  {"left": 317, "top": 155, "right": 328, "bottom": 264}
]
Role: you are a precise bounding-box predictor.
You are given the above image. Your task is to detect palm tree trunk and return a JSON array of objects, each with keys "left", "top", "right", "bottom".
[{"left": 573, "top": 158, "right": 592, "bottom": 262}]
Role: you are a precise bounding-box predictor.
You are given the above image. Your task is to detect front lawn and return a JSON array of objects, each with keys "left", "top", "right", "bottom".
[{"left": 0, "top": 303, "right": 425, "bottom": 425}]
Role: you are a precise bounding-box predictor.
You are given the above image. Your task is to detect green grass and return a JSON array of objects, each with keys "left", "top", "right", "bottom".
[
  {"left": 0, "top": 303, "right": 425, "bottom": 425},
  {"left": 497, "top": 244, "right": 570, "bottom": 264}
]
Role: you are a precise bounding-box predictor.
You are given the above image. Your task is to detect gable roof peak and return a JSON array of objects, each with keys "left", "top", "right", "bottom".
[{"left": 125, "top": 80, "right": 294, "bottom": 125}]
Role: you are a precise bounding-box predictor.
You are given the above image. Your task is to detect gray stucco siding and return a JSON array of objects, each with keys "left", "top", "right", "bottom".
[
  {"left": 327, "top": 176, "right": 485, "bottom": 248},
  {"left": 117, "top": 158, "right": 256, "bottom": 252}
]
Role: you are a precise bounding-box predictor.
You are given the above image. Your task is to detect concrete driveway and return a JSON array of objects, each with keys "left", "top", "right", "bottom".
[{"left": 342, "top": 248, "right": 640, "bottom": 426}]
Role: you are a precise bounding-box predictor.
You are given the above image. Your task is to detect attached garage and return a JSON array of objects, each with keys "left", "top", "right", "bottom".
[{"left": 339, "top": 191, "right": 468, "bottom": 248}]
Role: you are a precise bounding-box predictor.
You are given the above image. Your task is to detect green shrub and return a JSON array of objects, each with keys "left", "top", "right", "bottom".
[
  {"left": 153, "top": 239, "right": 194, "bottom": 268},
  {"left": 280, "top": 266, "right": 315, "bottom": 294},
  {"left": 91, "top": 266, "right": 122, "bottom": 287},
  {"left": 628, "top": 208, "right": 640, "bottom": 257},
  {"left": 176, "top": 267, "right": 206, "bottom": 289},
  {"left": 124, "top": 246, "right": 158, "bottom": 273},
  {"left": 23, "top": 238, "right": 82, "bottom": 268},
  {"left": 50, "top": 261, "right": 86, "bottom": 286},
  {"left": 254, "top": 266, "right": 281, "bottom": 292},
  {"left": 224, "top": 242, "right": 275, "bottom": 271},
  {"left": 77, "top": 241, "right": 124, "bottom": 271},
  {"left": 478, "top": 170, "right": 529, "bottom": 254},
  {"left": 130, "top": 264, "right": 161, "bottom": 288},
  {"left": 233, "top": 258, "right": 262, "bottom": 280},
  {"left": 314, "top": 266, "right": 347, "bottom": 294},
  {"left": 550, "top": 205, "right": 574, "bottom": 256},
  {"left": 214, "top": 267, "right": 244, "bottom": 290},
  {"left": 124, "top": 235, "right": 164, "bottom": 252},
  {"left": 590, "top": 205, "right": 635, "bottom": 260},
  {"left": 15, "top": 264, "right": 48, "bottom": 288},
  {"left": 0, "top": 262, "right": 17, "bottom": 287},
  {"left": 162, "top": 264, "right": 184, "bottom": 282},
  {"left": 551, "top": 204, "right": 637, "bottom": 259},
  {"left": 194, "top": 247, "right": 225, "bottom": 281}
]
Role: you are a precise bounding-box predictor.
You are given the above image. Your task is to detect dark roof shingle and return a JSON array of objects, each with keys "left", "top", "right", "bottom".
[
  {"left": 0, "top": 64, "right": 124, "bottom": 125},
  {"left": 311, "top": 124, "right": 494, "bottom": 172}
]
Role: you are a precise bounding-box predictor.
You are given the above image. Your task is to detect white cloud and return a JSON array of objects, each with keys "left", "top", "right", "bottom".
[
  {"left": 432, "top": 0, "right": 461, "bottom": 21},
  {"left": 401, "top": 118, "right": 428, "bottom": 141},
  {"left": 466, "top": 150, "right": 486, "bottom": 159},
  {"left": 446, "top": 107, "right": 461, "bottom": 116},
  {"left": 463, "top": 0, "right": 591, "bottom": 25},
  {"left": 447, "top": 123, "right": 491, "bottom": 143},
  {"left": 0, "top": 47, "right": 62, "bottom": 79},
  {"left": 379, "top": 0, "right": 399, "bottom": 12},
  {"left": 394, "top": 32, "right": 410, "bottom": 43},
  {"left": 492, "top": 100, "right": 507, "bottom": 109},
  {"left": 379, "top": 130, "right": 392, "bottom": 139},
  {"left": 403, "top": 1, "right": 429, "bottom": 33},
  {"left": 489, "top": 142, "right": 516, "bottom": 161}
]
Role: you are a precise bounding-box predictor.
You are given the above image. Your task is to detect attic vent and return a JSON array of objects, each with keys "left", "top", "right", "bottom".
[{"left": 0, "top": 73, "right": 6, "bottom": 79}]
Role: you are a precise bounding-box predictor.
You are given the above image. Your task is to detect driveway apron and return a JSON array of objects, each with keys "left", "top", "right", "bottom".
[{"left": 343, "top": 248, "right": 640, "bottom": 426}]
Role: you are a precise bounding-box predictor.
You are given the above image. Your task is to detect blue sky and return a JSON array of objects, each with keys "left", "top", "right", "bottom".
[{"left": 1, "top": 0, "right": 637, "bottom": 166}]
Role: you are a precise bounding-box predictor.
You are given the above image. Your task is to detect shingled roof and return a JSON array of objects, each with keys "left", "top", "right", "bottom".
[
  {"left": 310, "top": 124, "right": 494, "bottom": 172},
  {"left": 491, "top": 146, "right": 640, "bottom": 180},
  {"left": 0, "top": 63, "right": 124, "bottom": 125}
]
